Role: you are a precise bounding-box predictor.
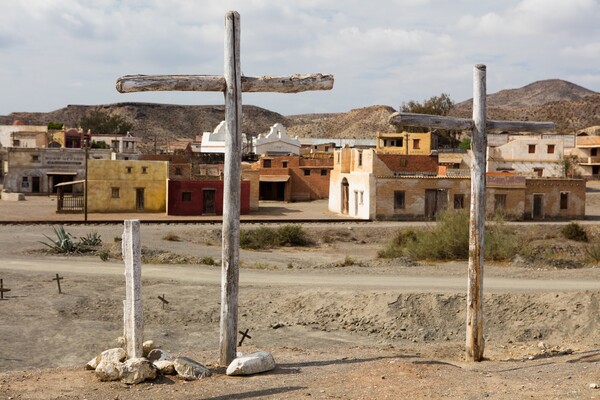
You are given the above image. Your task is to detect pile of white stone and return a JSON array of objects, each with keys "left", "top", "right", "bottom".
[{"left": 86, "top": 339, "right": 276, "bottom": 384}]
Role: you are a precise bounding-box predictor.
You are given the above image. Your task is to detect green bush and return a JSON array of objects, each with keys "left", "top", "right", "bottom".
[
  {"left": 200, "top": 256, "right": 216, "bottom": 266},
  {"left": 379, "top": 210, "right": 520, "bottom": 261},
  {"left": 561, "top": 222, "right": 588, "bottom": 242},
  {"left": 240, "top": 225, "right": 310, "bottom": 250},
  {"left": 79, "top": 232, "right": 102, "bottom": 247}
]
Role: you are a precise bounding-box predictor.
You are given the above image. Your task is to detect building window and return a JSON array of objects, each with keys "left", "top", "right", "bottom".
[
  {"left": 591, "top": 148, "right": 598, "bottom": 157},
  {"left": 141, "top": 166, "right": 148, "bottom": 174},
  {"left": 413, "top": 139, "right": 420, "bottom": 149},
  {"left": 400, "top": 158, "right": 408, "bottom": 167},
  {"left": 126, "top": 166, "right": 133, "bottom": 173},
  {"left": 359, "top": 191, "right": 364, "bottom": 205},
  {"left": 21, "top": 177, "right": 29, "bottom": 188},
  {"left": 454, "top": 194, "right": 465, "bottom": 209},
  {"left": 13, "top": 139, "right": 20, "bottom": 147},
  {"left": 320, "top": 169, "right": 327, "bottom": 176},
  {"left": 358, "top": 150, "right": 363, "bottom": 167},
  {"left": 304, "top": 169, "right": 310, "bottom": 176},
  {"left": 533, "top": 168, "right": 543, "bottom": 177},
  {"left": 494, "top": 194, "right": 507, "bottom": 210},
  {"left": 182, "top": 192, "right": 192, "bottom": 202},
  {"left": 394, "top": 191, "right": 405, "bottom": 209},
  {"left": 175, "top": 167, "right": 182, "bottom": 176},
  {"left": 560, "top": 192, "right": 569, "bottom": 210},
  {"left": 547, "top": 144, "right": 555, "bottom": 154},
  {"left": 112, "top": 187, "right": 120, "bottom": 198},
  {"left": 32, "top": 155, "right": 39, "bottom": 162},
  {"left": 263, "top": 159, "right": 271, "bottom": 168},
  {"left": 282, "top": 161, "right": 288, "bottom": 168},
  {"left": 528, "top": 144, "right": 536, "bottom": 154}
]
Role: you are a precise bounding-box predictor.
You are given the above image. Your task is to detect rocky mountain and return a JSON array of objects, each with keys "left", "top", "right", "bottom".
[{"left": 1, "top": 79, "right": 598, "bottom": 152}]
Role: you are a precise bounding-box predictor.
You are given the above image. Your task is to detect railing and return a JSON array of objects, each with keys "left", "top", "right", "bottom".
[{"left": 57, "top": 195, "right": 84, "bottom": 213}]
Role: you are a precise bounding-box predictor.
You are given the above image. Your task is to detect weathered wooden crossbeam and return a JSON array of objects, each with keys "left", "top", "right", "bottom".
[
  {"left": 116, "top": 74, "right": 334, "bottom": 94},
  {"left": 389, "top": 112, "right": 556, "bottom": 133}
]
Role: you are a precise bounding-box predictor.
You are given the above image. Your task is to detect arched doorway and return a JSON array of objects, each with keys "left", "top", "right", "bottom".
[{"left": 341, "top": 178, "right": 349, "bottom": 214}]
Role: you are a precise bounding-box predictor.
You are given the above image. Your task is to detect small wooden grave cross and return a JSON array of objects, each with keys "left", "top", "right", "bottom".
[
  {"left": 158, "top": 294, "right": 169, "bottom": 310},
  {"left": 389, "top": 64, "right": 555, "bottom": 362},
  {"left": 0, "top": 279, "right": 10, "bottom": 300},
  {"left": 238, "top": 328, "right": 251, "bottom": 346},
  {"left": 116, "top": 11, "right": 333, "bottom": 366},
  {"left": 53, "top": 273, "right": 64, "bottom": 294}
]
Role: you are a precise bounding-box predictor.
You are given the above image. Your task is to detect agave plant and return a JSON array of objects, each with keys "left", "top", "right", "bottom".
[
  {"left": 40, "top": 226, "right": 78, "bottom": 253},
  {"left": 79, "top": 232, "right": 102, "bottom": 247}
]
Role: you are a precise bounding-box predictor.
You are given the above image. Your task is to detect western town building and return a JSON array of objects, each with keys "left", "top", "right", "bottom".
[{"left": 329, "top": 146, "right": 586, "bottom": 221}]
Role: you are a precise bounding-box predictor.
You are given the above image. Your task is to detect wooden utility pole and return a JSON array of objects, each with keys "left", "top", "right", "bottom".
[
  {"left": 115, "top": 11, "right": 333, "bottom": 366},
  {"left": 389, "top": 64, "right": 555, "bottom": 361}
]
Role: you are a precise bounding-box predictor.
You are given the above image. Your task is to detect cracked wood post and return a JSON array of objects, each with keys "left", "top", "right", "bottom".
[
  {"left": 388, "top": 64, "right": 555, "bottom": 362},
  {"left": 122, "top": 219, "right": 143, "bottom": 359},
  {"left": 220, "top": 10, "right": 242, "bottom": 368},
  {"left": 467, "top": 64, "right": 487, "bottom": 362},
  {"left": 115, "top": 11, "right": 333, "bottom": 367}
]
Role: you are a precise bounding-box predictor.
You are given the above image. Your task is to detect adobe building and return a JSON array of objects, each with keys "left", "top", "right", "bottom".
[
  {"left": 329, "top": 147, "right": 585, "bottom": 221},
  {"left": 87, "top": 159, "right": 168, "bottom": 213},
  {"left": 3, "top": 147, "right": 110, "bottom": 195},
  {"left": 253, "top": 123, "right": 301, "bottom": 156},
  {"left": 487, "top": 136, "right": 565, "bottom": 177},
  {"left": 253, "top": 154, "right": 333, "bottom": 202},
  {"left": 571, "top": 131, "right": 600, "bottom": 179},
  {"left": 376, "top": 131, "right": 437, "bottom": 155},
  {"left": 140, "top": 154, "right": 259, "bottom": 214}
]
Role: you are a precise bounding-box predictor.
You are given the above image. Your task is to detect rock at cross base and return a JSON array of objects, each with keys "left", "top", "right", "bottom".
[
  {"left": 143, "top": 340, "right": 157, "bottom": 357},
  {"left": 86, "top": 347, "right": 127, "bottom": 370},
  {"left": 95, "top": 359, "right": 122, "bottom": 382},
  {"left": 154, "top": 360, "right": 176, "bottom": 375},
  {"left": 147, "top": 348, "right": 173, "bottom": 362},
  {"left": 120, "top": 358, "right": 157, "bottom": 384},
  {"left": 173, "top": 356, "right": 212, "bottom": 380},
  {"left": 226, "top": 351, "right": 276, "bottom": 376}
]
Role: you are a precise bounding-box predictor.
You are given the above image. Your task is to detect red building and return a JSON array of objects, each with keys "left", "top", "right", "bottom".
[{"left": 168, "top": 180, "right": 251, "bottom": 216}]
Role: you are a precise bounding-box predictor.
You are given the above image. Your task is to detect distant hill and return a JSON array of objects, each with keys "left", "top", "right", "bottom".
[{"left": 1, "top": 79, "right": 598, "bottom": 152}]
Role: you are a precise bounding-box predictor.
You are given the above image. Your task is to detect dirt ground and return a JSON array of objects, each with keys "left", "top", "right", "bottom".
[{"left": 1, "top": 184, "right": 600, "bottom": 399}]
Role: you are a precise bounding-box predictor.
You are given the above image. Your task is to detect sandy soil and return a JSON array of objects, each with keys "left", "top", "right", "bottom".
[
  {"left": 1, "top": 215, "right": 600, "bottom": 399},
  {"left": 0, "top": 183, "right": 599, "bottom": 398}
]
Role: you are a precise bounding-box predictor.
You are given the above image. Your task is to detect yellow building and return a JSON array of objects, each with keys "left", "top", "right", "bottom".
[
  {"left": 375, "top": 131, "right": 437, "bottom": 155},
  {"left": 87, "top": 159, "right": 168, "bottom": 213}
]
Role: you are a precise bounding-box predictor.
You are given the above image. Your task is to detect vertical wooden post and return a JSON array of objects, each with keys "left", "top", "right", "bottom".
[
  {"left": 220, "top": 10, "right": 242, "bottom": 367},
  {"left": 466, "top": 64, "right": 487, "bottom": 361},
  {"left": 123, "top": 219, "right": 144, "bottom": 359}
]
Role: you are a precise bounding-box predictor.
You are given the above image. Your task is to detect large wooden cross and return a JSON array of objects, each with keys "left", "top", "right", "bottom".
[
  {"left": 115, "top": 11, "right": 333, "bottom": 366},
  {"left": 389, "top": 64, "right": 555, "bottom": 362}
]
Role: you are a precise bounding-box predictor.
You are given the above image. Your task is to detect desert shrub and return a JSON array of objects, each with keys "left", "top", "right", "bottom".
[
  {"left": 277, "top": 224, "right": 310, "bottom": 246},
  {"left": 377, "top": 229, "right": 417, "bottom": 258},
  {"left": 240, "top": 225, "right": 310, "bottom": 250},
  {"left": 98, "top": 250, "right": 109, "bottom": 261},
  {"left": 162, "top": 232, "right": 181, "bottom": 242},
  {"left": 584, "top": 243, "right": 600, "bottom": 264},
  {"left": 379, "top": 210, "right": 519, "bottom": 261},
  {"left": 200, "top": 256, "right": 216, "bottom": 266},
  {"left": 561, "top": 222, "right": 588, "bottom": 242},
  {"left": 485, "top": 215, "right": 521, "bottom": 261}
]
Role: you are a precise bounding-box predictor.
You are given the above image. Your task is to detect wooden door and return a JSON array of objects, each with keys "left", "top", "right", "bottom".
[
  {"left": 32, "top": 177, "right": 40, "bottom": 193},
  {"left": 203, "top": 189, "right": 216, "bottom": 214},
  {"left": 533, "top": 194, "right": 543, "bottom": 219},
  {"left": 135, "top": 188, "right": 145, "bottom": 211},
  {"left": 341, "top": 179, "right": 349, "bottom": 214}
]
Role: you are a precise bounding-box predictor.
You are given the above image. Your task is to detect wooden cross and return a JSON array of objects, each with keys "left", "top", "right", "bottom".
[
  {"left": 53, "top": 273, "right": 64, "bottom": 294},
  {"left": 0, "top": 279, "right": 10, "bottom": 300},
  {"left": 238, "top": 328, "right": 251, "bottom": 346},
  {"left": 389, "top": 64, "right": 555, "bottom": 362},
  {"left": 158, "top": 294, "right": 169, "bottom": 310},
  {"left": 116, "top": 11, "right": 333, "bottom": 366}
]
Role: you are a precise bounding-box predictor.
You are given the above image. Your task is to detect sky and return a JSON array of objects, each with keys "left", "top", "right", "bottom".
[{"left": 1, "top": 0, "right": 599, "bottom": 117}]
